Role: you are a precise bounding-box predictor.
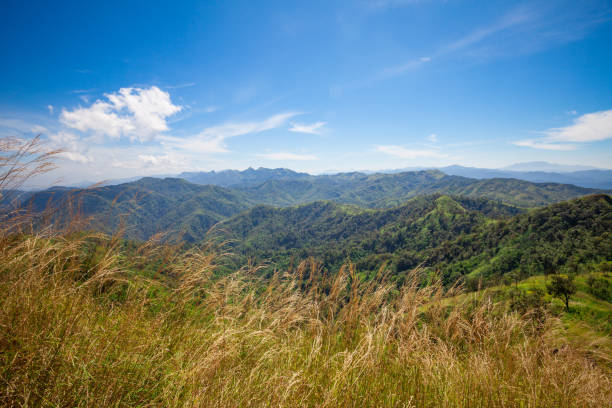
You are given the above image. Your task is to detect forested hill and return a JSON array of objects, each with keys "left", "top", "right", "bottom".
[
  {"left": 432, "top": 193, "right": 612, "bottom": 287},
  {"left": 218, "top": 195, "right": 523, "bottom": 267},
  {"left": 219, "top": 194, "right": 612, "bottom": 288},
  {"left": 22, "top": 177, "right": 253, "bottom": 241}
]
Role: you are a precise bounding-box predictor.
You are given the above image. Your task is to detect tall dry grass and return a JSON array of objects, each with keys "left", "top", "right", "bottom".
[{"left": 0, "top": 227, "right": 610, "bottom": 407}]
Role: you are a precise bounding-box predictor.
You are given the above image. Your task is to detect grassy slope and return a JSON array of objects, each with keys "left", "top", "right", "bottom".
[
  {"left": 444, "top": 272, "right": 612, "bottom": 366},
  {"left": 1, "top": 231, "right": 610, "bottom": 407}
]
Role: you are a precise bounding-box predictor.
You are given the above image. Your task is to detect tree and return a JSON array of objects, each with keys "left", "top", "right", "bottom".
[
  {"left": 547, "top": 274, "right": 576, "bottom": 312},
  {"left": 586, "top": 274, "right": 610, "bottom": 301}
]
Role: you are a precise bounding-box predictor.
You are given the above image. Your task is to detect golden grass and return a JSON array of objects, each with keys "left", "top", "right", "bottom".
[{"left": 0, "top": 228, "right": 610, "bottom": 408}]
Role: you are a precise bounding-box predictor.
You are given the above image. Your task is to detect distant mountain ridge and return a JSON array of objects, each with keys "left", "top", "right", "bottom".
[
  {"left": 55, "top": 161, "right": 612, "bottom": 190},
  {"left": 177, "top": 164, "right": 612, "bottom": 190},
  {"left": 11, "top": 170, "right": 609, "bottom": 243},
  {"left": 437, "top": 165, "right": 612, "bottom": 189},
  {"left": 179, "top": 167, "right": 311, "bottom": 187},
  {"left": 181, "top": 168, "right": 606, "bottom": 208}
]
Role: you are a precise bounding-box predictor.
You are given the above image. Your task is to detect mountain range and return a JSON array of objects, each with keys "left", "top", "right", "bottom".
[
  {"left": 2, "top": 166, "right": 609, "bottom": 291},
  {"left": 437, "top": 165, "right": 612, "bottom": 189},
  {"left": 178, "top": 164, "right": 612, "bottom": 190},
  {"left": 10, "top": 168, "right": 608, "bottom": 243},
  {"left": 51, "top": 161, "right": 612, "bottom": 190}
]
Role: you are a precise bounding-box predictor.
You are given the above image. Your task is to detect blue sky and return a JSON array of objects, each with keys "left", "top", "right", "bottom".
[{"left": 1, "top": 0, "right": 611, "bottom": 184}]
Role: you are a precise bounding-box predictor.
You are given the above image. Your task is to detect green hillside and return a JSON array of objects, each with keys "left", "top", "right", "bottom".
[
  {"left": 432, "top": 194, "right": 612, "bottom": 287},
  {"left": 219, "top": 194, "right": 612, "bottom": 288}
]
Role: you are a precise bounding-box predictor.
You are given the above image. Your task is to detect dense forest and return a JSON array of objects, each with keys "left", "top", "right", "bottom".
[{"left": 219, "top": 194, "right": 612, "bottom": 288}]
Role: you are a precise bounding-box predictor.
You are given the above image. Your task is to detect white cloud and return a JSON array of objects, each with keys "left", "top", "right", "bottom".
[
  {"left": 59, "top": 151, "right": 92, "bottom": 163},
  {"left": 164, "top": 112, "right": 298, "bottom": 153},
  {"left": 289, "top": 121, "right": 326, "bottom": 134},
  {"left": 47, "top": 131, "right": 93, "bottom": 163},
  {"left": 258, "top": 152, "right": 317, "bottom": 161},
  {"left": 427, "top": 133, "right": 438, "bottom": 142},
  {"left": 31, "top": 125, "right": 48, "bottom": 134},
  {"left": 47, "top": 105, "right": 54, "bottom": 114},
  {"left": 60, "top": 86, "right": 182, "bottom": 142},
  {"left": 137, "top": 153, "right": 183, "bottom": 167},
  {"left": 376, "top": 145, "right": 447, "bottom": 159},
  {"left": 512, "top": 140, "right": 576, "bottom": 151},
  {"left": 514, "top": 109, "right": 612, "bottom": 151},
  {"left": 544, "top": 110, "right": 612, "bottom": 143}
]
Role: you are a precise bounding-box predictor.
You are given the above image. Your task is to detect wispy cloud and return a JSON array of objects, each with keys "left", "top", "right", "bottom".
[
  {"left": 165, "top": 82, "right": 196, "bottom": 89},
  {"left": 258, "top": 152, "right": 317, "bottom": 161},
  {"left": 164, "top": 112, "right": 298, "bottom": 153},
  {"left": 514, "top": 110, "right": 612, "bottom": 150},
  {"left": 289, "top": 121, "right": 326, "bottom": 135},
  {"left": 380, "top": 56, "right": 431, "bottom": 78},
  {"left": 441, "top": 7, "right": 533, "bottom": 55},
  {"left": 0, "top": 117, "right": 48, "bottom": 136},
  {"left": 381, "top": 3, "right": 610, "bottom": 79},
  {"left": 427, "top": 133, "right": 438, "bottom": 143},
  {"left": 512, "top": 140, "right": 576, "bottom": 151},
  {"left": 381, "top": 6, "right": 533, "bottom": 78},
  {"left": 364, "top": 0, "right": 423, "bottom": 10},
  {"left": 60, "top": 86, "right": 182, "bottom": 142},
  {"left": 376, "top": 145, "right": 447, "bottom": 159},
  {"left": 70, "top": 89, "right": 97, "bottom": 94}
]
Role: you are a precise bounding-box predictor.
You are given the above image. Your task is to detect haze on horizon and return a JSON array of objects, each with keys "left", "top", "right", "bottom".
[{"left": 1, "top": 0, "right": 611, "bottom": 186}]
